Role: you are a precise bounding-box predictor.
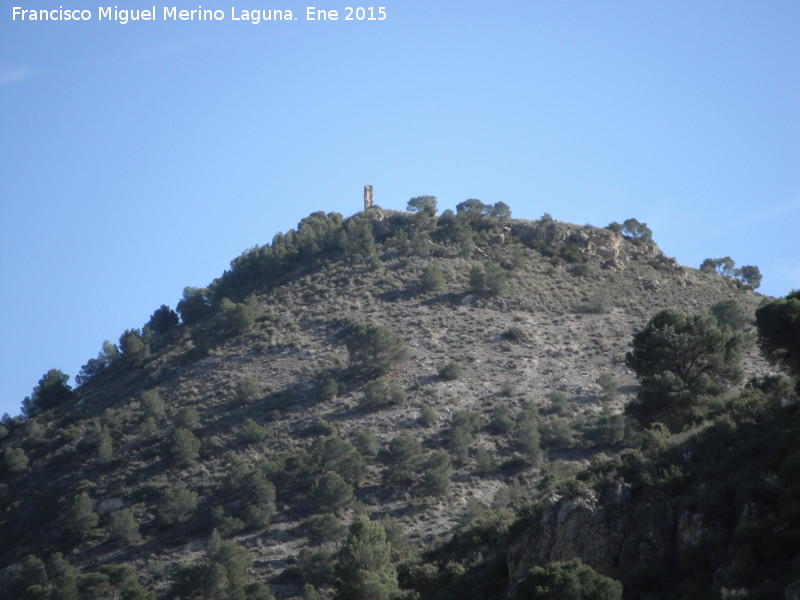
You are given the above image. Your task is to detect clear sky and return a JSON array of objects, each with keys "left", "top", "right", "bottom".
[{"left": 1, "top": 1, "right": 798, "bottom": 417}]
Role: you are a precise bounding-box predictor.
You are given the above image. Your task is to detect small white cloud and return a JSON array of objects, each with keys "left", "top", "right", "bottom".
[{"left": 0, "top": 65, "right": 33, "bottom": 85}]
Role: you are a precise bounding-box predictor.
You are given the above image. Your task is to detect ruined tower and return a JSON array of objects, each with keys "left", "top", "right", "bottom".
[{"left": 364, "top": 185, "right": 374, "bottom": 210}]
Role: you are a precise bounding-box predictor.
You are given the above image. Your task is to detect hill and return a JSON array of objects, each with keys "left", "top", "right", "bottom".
[{"left": 1, "top": 201, "right": 792, "bottom": 600}]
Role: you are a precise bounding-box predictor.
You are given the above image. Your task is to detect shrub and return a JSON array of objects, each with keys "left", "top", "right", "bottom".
[
  {"left": 240, "top": 418, "right": 267, "bottom": 444},
  {"left": 380, "top": 432, "right": 424, "bottom": 487},
  {"left": 502, "top": 326, "right": 527, "bottom": 342},
  {"left": 168, "top": 428, "right": 201, "bottom": 467},
  {"left": 308, "top": 513, "right": 348, "bottom": 546},
  {"left": 514, "top": 559, "right": 623, "bottom": 600},
  {"left": 158, "top": 486, "right": 198, "bottom": 526},
  {"left": 490, "top": 405, "right": 515, "bottom": 434},
  {"left": 514, "top": 406, "right": 543, "bottom": 465},
  {"left": 437, "top": 361, "right": 462, "bottom": 381},
  {"left": 470, "top": 262, "right": 508, "bottom": 296},
  {"left": 219, "top": 298, "right": 255, "bottom": 338},
  {"left": 140, "top": 389, "right": 166, "bottom": 421},
  {"left": 361, "top": 379, "right": 407, "bottom": 410},
  {"left": 3, "top": 446, "right": 29, "bottom": 473},
  {"left": 315, "top": 370, "right": 338, "bottom": 402},
  {"left": 585, "top": 407, "right": 625, "bottom": 446},
  {"left": 344, "top": 322, "right": 409, "bottom": 380},
  {"left": 235, "top": 376, "right": 262, "bottom": 404},
  {"left": 352, "top": 428, "right": 379, "bottom": 458},
  {"left": 501, "top": 380, "right": 516, "bottom": 397},
  {"left": 710, "top": 299, "right": 749, "bottom": 332},
  {"left": 474, "top": 446, "right": 496, "bottom": 476},
  {"left": 542, "top": 417, "right": 576, "bottom": 448},
  {"left": 312, "top": 472, "right": 354, "bottom": 516},
  {"left": 175, "top": 406, "right": 201, "bottom": 431},
  {"left": 418, "top": 404, "right": 437, "bottom": 427},
  {"left": 106, "top": 508, "right": 141, "bottom": 545},
  {"left": 448, "top": 426, "right": 474, "bottom": 466},
  {"left": 595, "top": 373, "right": 619, "bottom": 402},
  {"left": 419, "top": 450, "right": 452, "bottom": 498},
  {"left": 420, "top": 262, "right": 444, "bottom": 292},
  {"left": 64, "top": 492, "right": 98, "bottom": 539},
  {"left": 547, "top": 391, "right": 570, "bottom": 415}
]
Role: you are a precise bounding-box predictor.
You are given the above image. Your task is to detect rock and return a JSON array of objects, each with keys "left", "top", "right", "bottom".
[{"left": 96, "top": 498, "right": 126, "bottom": 514}]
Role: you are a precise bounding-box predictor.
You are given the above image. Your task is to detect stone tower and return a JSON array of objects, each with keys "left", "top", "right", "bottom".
[{"left": 364, "top": 185, "right": 374, "bottom": 210}]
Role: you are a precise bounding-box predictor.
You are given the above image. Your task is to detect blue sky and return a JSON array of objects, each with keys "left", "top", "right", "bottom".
[{"left": 1, "top": 1, "right": 798, "bottom": 417}]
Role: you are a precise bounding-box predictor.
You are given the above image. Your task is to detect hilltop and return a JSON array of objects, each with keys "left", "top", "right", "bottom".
[{"left": 2, "top": 199, "right": 794, "bottom": 600}]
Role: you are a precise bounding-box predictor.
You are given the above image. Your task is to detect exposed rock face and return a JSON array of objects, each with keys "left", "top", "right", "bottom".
[
  {"left": 507, "top": 483, "right": 718, "bottom": 584},
  {"left": 511, "top": 221, "right": 624, "bottom": 268},
  {"left": 509, "top": 220, "right": 681, "bottom": 272}
]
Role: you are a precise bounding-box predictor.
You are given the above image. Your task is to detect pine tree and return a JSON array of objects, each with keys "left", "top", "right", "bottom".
[{"left": 334, "top": 516, "right": 399, "bottom": 600}]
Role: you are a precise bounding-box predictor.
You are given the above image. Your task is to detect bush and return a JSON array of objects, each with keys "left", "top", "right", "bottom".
[
  {"left": 361, "top": 379, "right": 407, "bottom": 410},
  {"left": 240, "top": 418, "right": 267, "bottom": 444},
  {"left": 380, "top": 432, "right": 424, "bottom": 487},
  {"left": 502, "top": 326, "right": 527, "bottom": 342},
  {"left": 219, "top": 298, "right": 255, "bottom": 338},
  {"left": 307, "top": 513, "right": 348, "bottom": 546},
  {"left": 542, "top": 417, "right": 576, "bottom": 448},
  {"left": 437, "top": 361, "right": 462, "bottom": 381},
  {"left": 514, "top": 559, "right": 623, "bottom": 600},
  {"left": 514, "top": 406, "right": 543, "bottom": 465},
  {"left": 3, "top": 446, "right": 29, "bottom": 473},
  {"left": 235, "top": 376, "right": 262, "bottom": 404},
  {"left": 419, "top": 450, "right": 452, "bottom": 498},
  {"left": 106, "top": 508, "right": 141, "bottom": 545},
  {"left": 64, "top": 492, "right": 98, "bottom": 539},
  {"left": 448, "top": 426, "right": 474, "bottom": 466},
  {"left": 140, "top": 389, "right": 166, "bottom": 421},
  {"left": 470, "top": 262, "right": 508, "bottom": 296},
  {"left": 585, "top": 407, "right": 625, "bottom": 446},
  {"left": 168, "top": 428, "right": 201, "bottom": 467},
  {"left": 595, "top": 373, "right": 618, "bottom": 402},
  {"left": 490, "top": 405, "right": 515, "bottom": 434},
  {"left": 418, "top": 404, "right": 438, "bottom": 427},
  {"left": 312, "top": 472, "right": 354, "bottom": 516},
  {"left": 420, "top": 262, "right": 444, "bottom": 292},
  {"left": 315, "top": 370, "right": 338, "bottom": 402},
  {"left": 352, "top": 428, "right": 379, "bottom": 458},
  {"left": 175, "top": 406, "right": 201, "bottom": 431},
  {"left": 158, "top": 486, "right": 198, "bottom": 526},
  {"left": 710, "top": 299, "right": 749, "bottom": 331},
  {"left": 344, "top": 322, "right": 409, "bottom": 380}
]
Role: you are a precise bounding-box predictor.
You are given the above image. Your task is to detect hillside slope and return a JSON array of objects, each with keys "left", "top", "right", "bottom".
[{"left": 0, "top": 205, "right": 773, "bottom": 599}]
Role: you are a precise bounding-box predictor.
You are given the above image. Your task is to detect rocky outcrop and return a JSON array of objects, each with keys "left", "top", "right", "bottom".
[
  {"left": 507, "top": 483, "right": 719, "bottom": 584},
  {"left": 508, "top": 219, "right": 691, "bottom": 274}
]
